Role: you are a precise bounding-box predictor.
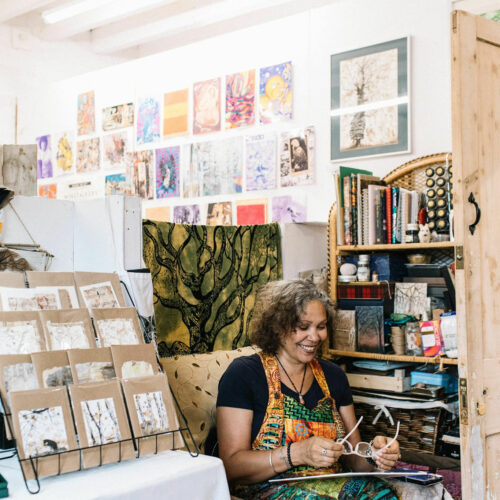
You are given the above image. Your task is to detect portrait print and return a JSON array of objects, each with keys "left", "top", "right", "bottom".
[{"left": 36, "top": 136, "right": 53, "bottom": 179}]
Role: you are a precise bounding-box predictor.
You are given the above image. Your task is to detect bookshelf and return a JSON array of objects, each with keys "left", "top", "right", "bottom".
[
  {"left": 327, "top": 349, "right": 458, "bottom": 365},
  {"left": 337, "top": 241, "right": 455, "bottom": 253}
]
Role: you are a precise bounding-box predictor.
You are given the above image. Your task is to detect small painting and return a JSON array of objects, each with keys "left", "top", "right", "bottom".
[
  {"left": 36, "top": 135, "right": 53, "bottom": 179},
  {"left": 133, "top": 391, "right": 169, "bottom": 435},
  {"left": 259, "top": 61, "right": 293, "bottom": 124},
  {"left": 206, "top": 201, "right": 232, "bottom": 226},
  {"left": 39, "top": 184, "right": 57, "bottom": 199},
  {"left": 173, "top": 204, "right": 201, "bottom": 225},
  {"left": 77, "top": 90, "right": 96, "bottom": 136},
  {"left": 4, "top": 363, "right": 38, "bottom": 407},
  {"left": 225, "top": 70, "right": 255, "bottom": 128},
  {"left": 245, "top": 134, "right": 276, "bottom": 191},
  {"left": 105, "top": 173, "right": 127, "bottom": 195},
  {"left": 122, "top": 361, "right": 154, "bottom": 379},
  {"left": 137, "top": 97, "right": 161, "bottom": 145},
  {"left": 102, "top": 103, "right": 134, "bottom": 131},
  {"left": 46, "top": 321, "right": 90, "bottom": 350},
  {"left": 102, "top": 131, "right": 130, "bottom": 169},
  {"left": 128, "top": 150, "right": 155, "bottom": 200},
  {"left": 0, "top": 321, "right": 43, "bottom": 354},
  {"left": 193, "top": 78, "right": 221, "bottom": 134},
  {"left": 280, "top": 127, "right": 315, "bottom": 187},
  {"left": 2, "top": 144, "right": 37, "bottom": 194},
  {"left": 236, "top": 198, "right": 268, "bottom": 225},
  {"left": 76, "top": 138, "right": 100, "bottom": 173},
  {"left": 79, "top": 281, "right": 119, "bottom": 309},
  {"left": 155, "top": 146, "right": 180, "bottom": 198},
  {"left": 75, "top": 362, "right": 115, "bottom": 383},
  {"left": 81, "top": 398, "right": 121, "bottom": 445},
  {"left": 42, "top": 365, "right": 73, "bottom": 388},
  {"left": 54, "top": 132, "right": 74, "bottom": 175},
  {"left": 271, "top": 194, "right": 307, "bottom": 223},
  {"left": 163, "top": 89, "right": 188, "bottom": 137}
]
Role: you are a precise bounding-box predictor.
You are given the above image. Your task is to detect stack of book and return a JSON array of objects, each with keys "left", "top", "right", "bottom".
[{"left": 334, "top": 167, "right": 420, "bottom": 246}]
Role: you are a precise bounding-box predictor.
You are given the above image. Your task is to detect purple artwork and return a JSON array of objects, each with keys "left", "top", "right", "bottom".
[
  {"left": 155, "top": 146, "right": 180, "bottom": 198},
  {"left": 173, "top": 205, "right": 201, "bottom": 225},
  {"left": 245, "top": 134, "right": 276, "bottom": 191},
  {"left": 36, "top": 135, "right": 53, "bottom": 179},
  {"left": 271, "top": 195, "right": 307, "bottom": 223},
  {"left": 137, "top": 97, "right": 160, "bottom": 145}
]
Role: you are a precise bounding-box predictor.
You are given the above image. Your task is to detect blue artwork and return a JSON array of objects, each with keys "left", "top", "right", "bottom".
[
  {"left": 245, "top": 134, "right": 276, "bottom": 191},
  {"left": 137, "top": 97, "right": 160, "bottom": 145}
]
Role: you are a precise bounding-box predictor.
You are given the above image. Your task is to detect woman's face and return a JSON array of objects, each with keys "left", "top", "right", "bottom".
[{"left": 277, "top": 299, "right": 328, "bottom": 365}]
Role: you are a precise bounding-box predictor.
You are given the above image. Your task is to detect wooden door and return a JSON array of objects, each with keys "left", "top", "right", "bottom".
[{"left": 451, "top": 10, "right": 500, "bottom": 500}]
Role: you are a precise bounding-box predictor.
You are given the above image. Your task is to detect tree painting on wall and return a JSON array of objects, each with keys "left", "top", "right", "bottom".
[{"left": 331, "top": 38, "right": 409, "bottom": 161}]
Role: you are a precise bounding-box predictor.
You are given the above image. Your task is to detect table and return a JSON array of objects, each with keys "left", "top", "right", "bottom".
[{"left": 0, "top": 450, "right": 231, "bottom": 499}]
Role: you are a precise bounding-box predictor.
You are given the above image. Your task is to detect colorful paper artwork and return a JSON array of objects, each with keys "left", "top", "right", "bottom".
[
  {"left": 76, "top": 138, "right": 100, "bottom": 173},
  {"left": 163, "top": 89, "right": 188, "bottom": 137},
  {"left": 271, "top": 194, "right": 307, "bottom": 223},
  {"left": 128, "top": 150, "right": 154, "bottom": 200},
  {"left": 36, "top": 135, "right": 53, "bottom": 179},
  {"left": 173, "top": 205, "right": 201, "bottom": 225},
  {"left": 80, "top": 282, "right": 119, "bottom": 309},
  {"left": 245, "top": 134, "right": 276, "bottom": 191},
  {"left": 206, "top": 202, "right": 232, "bottom": 226},
  {"left": 38, "top": 184, "right": 57, "bottom": 199},
  {"left": 236, "top": 198, "right": 268, "bottom": 225},
  {"left": 144, "top": 206, "right": 170, "bottom": 222},
  {"left": 2, "top": 145, "right": 37, "bottom": 195},
  {"left": 280, "top": 127, "right": 315, "bottom": 187},
  {"left": 259, "top": 61, "right": 293, "bottom": 124},
  {"left": 225, "top": 70, "right": 255, "bottom": 128},
  {"left": 105, "top": 173, "right": 127, "bottom": 195},
  {"left": 77, "top": 91, "right": 96, "bottom": 136},
  {"left": 54, "top": 132, "right": 74, "bottom": 175},
  {"left": 81, "top": 398, "right": 121, "bottom": 445},
  {"left": 193, "top": 78, "right": 221, "bottom": 134},
  {"left": 102, "top": 103, "right": 134, "bottom": 131},
  {"left": 133, "top": 391, "right": 169, "bottom": 435},
  {"left": 137, "top": 97, "right": 160, "bottom": 145},
  {"left": 191, "top": 138, "right": 243, "bottom": 196},
  {"left": 155, "top": 146, "right": 180, "bottom": 198},
  {"left": 102, "top": 131, "right": 129, "bottom": 169}
]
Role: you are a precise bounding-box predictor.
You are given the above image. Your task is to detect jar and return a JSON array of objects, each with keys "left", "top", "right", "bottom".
[
  {"left": 405, "top": 322, "right": 424, "bottom": 356},
  {"left": 405, "top": 223, "right": 420, "bottom": 243},
  {"left": 357, "top": 255, "right": 370, "bottom": 282}
]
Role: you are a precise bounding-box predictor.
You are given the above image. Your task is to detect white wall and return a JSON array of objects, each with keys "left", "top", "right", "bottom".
[{"left": 16, "top": 0, "right": 452, "bottom": 223}]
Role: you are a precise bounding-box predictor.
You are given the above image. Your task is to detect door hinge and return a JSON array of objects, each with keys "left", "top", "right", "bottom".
[
  {"left": 459, "top": 378, "right": 468, "bottom": 424},
  {"left": 455, "top": 246, "right": 464, "bottom": 270}
]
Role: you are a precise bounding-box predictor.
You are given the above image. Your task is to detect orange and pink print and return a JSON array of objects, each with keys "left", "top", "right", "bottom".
[{"left": 193, "top": 78, "right": 221, "bottom": 134}]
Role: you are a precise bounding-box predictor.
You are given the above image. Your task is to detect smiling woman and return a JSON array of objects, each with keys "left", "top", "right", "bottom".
[{"left": 216, "top": 279, "right": 400, "bottom": 499}]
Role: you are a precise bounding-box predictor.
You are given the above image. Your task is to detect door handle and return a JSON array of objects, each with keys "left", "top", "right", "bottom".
[{"left": 468, "top": 192, "right": 481, "bottom": 235}]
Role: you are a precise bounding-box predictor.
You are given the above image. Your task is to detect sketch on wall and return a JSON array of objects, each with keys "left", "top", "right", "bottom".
[
  {"left": 193, "top": 78, "right": 221, "bottom": 134},
  {"left": 76, "top": 138, "right": 100, "bottom": 173},
  {"left": 97, "top": 318, "right": 139, "bottom": 347},
  {"left": 155, "top": 146, "right": 180, "bottom": 198},
  {"left": 173, "top": 205, "right": 201, "bottom": 225},
  {"left": 81, "top": 398, "right": 121, "bottom": 445},
  {"left": 137, "top": 97, "right": 160, "bottom": 145},
  {"left": 102, "top": 131, "right": 129, "bottom": 169},
  {"left": 36, "top": 135, "right": 53, "bottom": 179},
  {"left": 133, "top": 391, "right": 169, "bottom": 435},
  {"left": 2, "top": 145, "right": 37, "bottom": 195},
  {"left": 259, "top": 61, "right": 293, "bottom": 124},
  {"left": 102, "top": 103, "right": 134, "bottom": 131},
  {"left": 54, "top": 132, "right": 74, "bottom": 176},
  {"left": 331, "top": 37, "right": 409, "bottom": 160},
  {"left": 163, "top": 90, "right": 188, "bottom": 137},
  {"left": 245, "top": 134, "right": 276, "bottom": 191},
  {"left": 77, "top": 91, "right": 96, "bottom": 136},
  {"left": 225, "top": 70, "right": 255, "bottom": 129}
]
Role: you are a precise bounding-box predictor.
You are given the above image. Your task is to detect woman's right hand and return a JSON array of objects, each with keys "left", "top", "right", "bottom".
[{"left": 293, "top": 436, "right": 343, "bottom": 468}]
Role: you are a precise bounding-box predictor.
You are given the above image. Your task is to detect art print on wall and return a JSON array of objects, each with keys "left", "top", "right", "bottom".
[
  {"left": 225, "top": 70, "right": 255, "bottom": 129},
  {"left": 236, "top": 198, "right": 268, "bottom": 225},
  {"left": 102, "top": 131, "right": 130, "bottom": 169},
  {"left": 2, "top": 145, "right": 37, "bottom": 194},
  {"left": 259, "top": 61, "right": 293, "bottom": 124},
  {"left": 19, "top": 406, "right": 69, "bottom": 457},
  {"left": 155, "top": 146, "right": 180, "bottom": 198},
  {"left": 54, "top": 132, "right": 74, "bottom": 176},
  {"left": 75, "top": 362, "right": 115, "bottom": 383},
  {"left": 46, "top": 321, "right": 90, "bottom": 350},
  {"left": 102, "top": 103, "right": 134, "bottom": 131},
  {"left": 144, "top": 206, "right": 170, "bottom": 222},
  {"left": 36, "top": 135, "right": 53, "bottom": 179},
  {"left": 206, "top": 201, "right": 232, "bottom": 226},
  {"left": 280, "top": 127, "right": 315, "bottom": 187},
  {"left": 245, "top": 134, "right": 276, "bottom": 191},
  {"left": 3, "top": 363, "right": 38, "bottom": 407},
  {"left": 81, "top": 398, "right": 121, "bottom": 445},
  {"left": 330, "top": 37, "right": 409, "bottom": 160},
  {"left": 0, "top": 321, "right": 43, "bottom": 354},
  {"left": 137, "top": 97, "right": 160, "bottom": 145},
  {"left": 183, "top": 145, "right": 201, "bottom": 198},
  {"left": 39, "top": 184, "right": 57, "bottom": 199},
  {"left": 105, "top": 173, "right": 127, "bottom": 195},
  {"left": 76, "top": 138, "right": 100, "bottom": 173},
  {"left": 133, "top": 391, "right": 169, "bottom": 435},
  {"left": 173, "top": 205, "right": 201, "bottom": 225},
  {"left": 271, "top": 194, "right": 307, "bottom": 223},
  {"left": 79, "top": 282, "right": 119, "bottom": 309},
  {"left": 163, "top": 90, "right": 188, "bottom": 137},
  {"left": 96, "top": 318, "right": 139, "bottom": 347},
  {"left": 77, "top": 91, "right": 96, "bottom": 136},
  {"left": 193, "top": 78, "right": 221, "bottom": 134},
  {"left": 128, "top": 150, "right": 154, "bottom": 200}
]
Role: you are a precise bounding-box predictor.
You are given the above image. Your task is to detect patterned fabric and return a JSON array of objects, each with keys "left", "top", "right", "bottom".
[{"left": 143, "top": 221, "right": 282, "bottom": 355}]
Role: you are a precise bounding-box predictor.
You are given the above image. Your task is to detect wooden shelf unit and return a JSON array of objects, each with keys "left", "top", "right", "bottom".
[
  {"left": 327, "top": 349, "right": 458, "bottom": 365},
  {"left": 337, "top": 241, "right": 455, "bottom": 253}
]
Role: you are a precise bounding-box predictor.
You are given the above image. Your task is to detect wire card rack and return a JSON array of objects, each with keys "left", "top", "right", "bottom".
[{"left": 0, "top": 384, "right": 199, "bottom": 495}]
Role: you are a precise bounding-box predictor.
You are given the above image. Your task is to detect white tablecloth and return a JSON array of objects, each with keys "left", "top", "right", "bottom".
[{"left": 0, "top": 450, "right": 231, "bottom": 500}]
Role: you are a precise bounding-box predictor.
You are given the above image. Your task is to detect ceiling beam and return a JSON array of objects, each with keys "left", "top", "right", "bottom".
[{"left": 0, "top": 0, "right": 54, "bottom": 24}]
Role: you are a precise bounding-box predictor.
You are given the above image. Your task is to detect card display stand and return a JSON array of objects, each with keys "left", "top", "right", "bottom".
[{"left": 0, "top": 385, "right": 199, "bottom": 495}]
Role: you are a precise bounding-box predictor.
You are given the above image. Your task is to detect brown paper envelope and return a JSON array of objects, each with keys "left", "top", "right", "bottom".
[
  {"left": 0, "top": 311, "right": 46, "bottom": 354},
  {"left": 67, "top": 348, "right": 116, "bottom": 384},
  {"left": 10, "top": 387, "right": 79, "bottom": 479},
  {"left": 69, "top": 379, "right": 135, "bottom": 468},
  {"left": 110, "top": 344, "right": 158, "bottom": 379},
  {"left": 31, "top": 350, "right": 73, "bottom": 388},
  {"left": 121, "top": 374, "right": 183, "bottom": 456},
  {"left": 0, "top": 272, "right": 26, "bottom": 288},
  {"left": 26, "top": 272, "right": 80, "bottom": 309},
  {"left": 73, "top": 272, "right": 126, "bottom": 308},
  {"left": 92, "top": 308, "right": 144, "bottom": 347}
]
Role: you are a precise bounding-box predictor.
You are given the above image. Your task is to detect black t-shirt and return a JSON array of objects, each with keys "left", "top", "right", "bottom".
[{"left": 216, "top": 353, "right": 353, "bottom": 443}]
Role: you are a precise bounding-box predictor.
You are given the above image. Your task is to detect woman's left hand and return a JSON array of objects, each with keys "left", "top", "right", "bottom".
[{"left": 371, "top": 436, "right": 400, "bottom": 470}]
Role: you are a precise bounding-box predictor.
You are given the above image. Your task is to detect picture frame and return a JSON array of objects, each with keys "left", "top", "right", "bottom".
[{"left": 330, "top": 37, "right": 410, "bottom": 161}]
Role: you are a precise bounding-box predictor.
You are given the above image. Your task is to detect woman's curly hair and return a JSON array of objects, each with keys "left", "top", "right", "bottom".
[{"left": 250, "top": 279, "right": 335, "bottom": 354}]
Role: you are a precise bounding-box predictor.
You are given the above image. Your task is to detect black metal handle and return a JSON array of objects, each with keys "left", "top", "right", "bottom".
[{"left": 468, "top": 192, "right": 481, "bottom": 235}]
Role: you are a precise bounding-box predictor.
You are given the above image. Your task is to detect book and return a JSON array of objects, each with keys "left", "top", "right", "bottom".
[
  {"left": 343, "top": 176, "right": 352, "bottom": 245},
  {"left": 351, "top": 174, "right": 357, "bottom": 245},
  {"left": 391, "top": 187, "right": 399, "bottom": 243},
  {"left": 362, "top": 188, "right": 369, "bottom": 245},
  {"left": 385, "top": 187, "right": 392, "bottom": 244},
  {"left": 381, "top": 189, "right": 387, "bottom": 244},
  {"left": 338, "top": 166, "right": 372, "bottom": 207},
  {"left": 368, "top": 184, "right": 386, "bottom": 245},
  {"left": 374, "top": 190, "right": 383, "bottom": 244},
  {"left": 356, "top": 174, "right": 384, "bottom": 246}
]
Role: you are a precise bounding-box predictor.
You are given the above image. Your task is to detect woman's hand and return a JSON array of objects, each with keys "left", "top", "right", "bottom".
[
  {"left": 293, "top": 436, "right": 343, "bottom": 469},
  {"left": 371, "top": 436, "right": 400, "bottom": 471}
]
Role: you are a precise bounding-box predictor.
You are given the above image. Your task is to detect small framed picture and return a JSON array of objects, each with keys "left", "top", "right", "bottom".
[{"left": 330, "top": 37, "right": 410, "bottom": 161}]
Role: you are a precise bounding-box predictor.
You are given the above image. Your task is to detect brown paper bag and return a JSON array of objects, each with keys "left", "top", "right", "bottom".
[
  {"left": 67, "top": 348, "right": 116, "bottom": 384},
  {"left": 10, "top": 387, "right": 79, "bottom": 479},
  {"left": 69, "top": 379, "right": 135, "bottom": 468},
  {"left": 26, "top": 272, "right": 80, "bottom": 309},
  {"left": 38, "top": 309, "right": 96, "bottom": 350},
  {"left": 121, "top": 374, "right": 183, "bottom": 456},
  {"left": 93, "top": 308, "right": 144, "bottom": 347},
  {"left": 110, "top": 344, "right": 158, "bottom": 379},
  {"left": 0, "top": 272, "right": 26, "bottom": 288},
  {"left": 32, "top": 350, "right": 73, "bottom": 388},
  {"left": 74, "top": 272, "right": 126, "bottom": 309},
  {"left": 0, "top": 311, "right": 46, "bottom": 354}
]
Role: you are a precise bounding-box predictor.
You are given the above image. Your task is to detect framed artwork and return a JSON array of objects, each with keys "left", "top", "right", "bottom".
[{"left": 330, "top": 37, "right": 409, "bottom": 161}]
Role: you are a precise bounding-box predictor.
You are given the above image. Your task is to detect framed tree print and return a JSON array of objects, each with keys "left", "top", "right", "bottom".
[{"left": 330, "top": 37, "right": 410, "bottom": 161}]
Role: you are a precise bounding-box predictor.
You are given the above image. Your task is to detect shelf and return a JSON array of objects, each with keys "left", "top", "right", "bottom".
[
  {"left": 326, "top": 349, "right": 458, "bottom": 365},
  {"left": 337, "top": 242, "right": 455, "bottom": 253}
]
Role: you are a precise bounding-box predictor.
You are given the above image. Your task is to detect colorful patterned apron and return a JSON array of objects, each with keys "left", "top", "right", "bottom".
[{"left": 234, "top": 353, "right": 399, "bottom": 500}]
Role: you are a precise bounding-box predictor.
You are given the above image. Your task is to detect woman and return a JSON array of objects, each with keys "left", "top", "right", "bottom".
[{"left": 216, "top": 280, "right": 400, "bottom": 499}]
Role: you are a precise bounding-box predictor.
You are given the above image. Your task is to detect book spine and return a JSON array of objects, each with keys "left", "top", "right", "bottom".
[
  {"left": 351, "top": 174, "right": 357, "bottom": 245},
  {"left": 381, "top": 189, "right": 387, "bottom": 244},
  {"left": 362, "top": 188, "right": 369, "bottom": 245},
  {"left": 343, "top": 176, "right": 352, "bottom": 245},
  {"left": 392, "top": 187, "right": 399, "bottom": 243},
  {"left": 385, "top": 187, "right": 392, "bottom": 244},
  {"left": 374, "top": 191, "right": 382, "bottom": 244}
]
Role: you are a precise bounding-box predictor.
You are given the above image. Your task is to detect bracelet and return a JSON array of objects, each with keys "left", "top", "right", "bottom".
[
  {"left": 269, "top": 450, "right": 278, "bottom": 474},
  {"left": 286, "top": 442, "right": 295, "bottom": 468}
]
